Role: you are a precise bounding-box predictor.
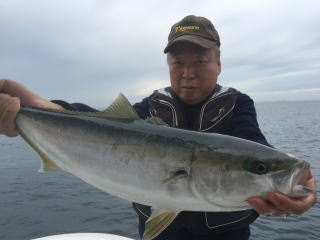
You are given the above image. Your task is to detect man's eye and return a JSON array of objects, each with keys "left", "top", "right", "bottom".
[{"left": 196, "top": 59, "right": 207, "bottom": 64}]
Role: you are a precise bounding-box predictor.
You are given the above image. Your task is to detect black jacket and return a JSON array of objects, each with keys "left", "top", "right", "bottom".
[
  {"left": 132, "top": 86, "right": 271, "bottom": 235},
  {"left": 52, "top": 86, "right": 270, "bottom": 235}
]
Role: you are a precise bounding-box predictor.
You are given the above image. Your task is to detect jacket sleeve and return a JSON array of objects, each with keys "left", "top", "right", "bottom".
[
  {"left": 132, "top": 97, "right": 150, "bottom": 119},
  {"left": 51, "top": 97, "right": 151, "bottom": 119},
  {"left": 227, "top": 93, "right": 272, "bottom": 147},
  {"left": 51, "top": 100, "right": 99, "bottom": 112}
]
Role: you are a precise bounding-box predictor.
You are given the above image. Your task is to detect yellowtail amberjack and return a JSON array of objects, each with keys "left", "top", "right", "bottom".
[{"left": 16, "top": 94, "right": 313, "bottom": 240}]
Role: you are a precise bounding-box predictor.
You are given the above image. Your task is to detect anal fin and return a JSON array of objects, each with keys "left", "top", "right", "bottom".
[{"left": 143, "top": 209, "right": 179, "bottom": 240}]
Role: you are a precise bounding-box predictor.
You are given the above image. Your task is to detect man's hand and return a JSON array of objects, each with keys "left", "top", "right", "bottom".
[
  {"left": 0, "top": 79, "right": 64, "bottom": 137},
  {"left": 247, "top": 170, "right": 317, "bottom": 216}
]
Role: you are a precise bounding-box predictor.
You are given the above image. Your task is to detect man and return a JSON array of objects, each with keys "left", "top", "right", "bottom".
[{"left": 0, "top": 15, "right": 317, "bottom": 240}]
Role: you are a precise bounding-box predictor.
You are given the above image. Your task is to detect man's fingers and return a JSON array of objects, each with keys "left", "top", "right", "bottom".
[
  {"left": 0, "top": 94, "right": 20, "bottom": 137},
  {"left": 248, "top": 189, "right": 317, "bottom": 216},
  {"left": 267, "top": 192, "right": 316, "bottom": 215},
  {"left": 0, "top": 79, "right": 65, "bottom": 137},
  {"left": 0, "top": 79, "right": 5, "bottom": 90},
  {"left": 247, "top": 197, "right": 277, "bottom": 215},
  {"left": 0, "top": 79, "right": 38, "bottom": 105}
]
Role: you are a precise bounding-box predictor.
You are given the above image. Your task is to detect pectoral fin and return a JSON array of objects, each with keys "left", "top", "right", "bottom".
[
  {"left": 19, "top": 131, "right": 62, "bottom": 172},
  {"left": 38, "top": 152, "right": 62, "bottom": 172},
  {"left": 143, "top": 209, "right": 179, "bottom": 240}
]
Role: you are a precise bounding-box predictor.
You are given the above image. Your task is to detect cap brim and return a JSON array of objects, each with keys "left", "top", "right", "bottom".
[{"left": 164, "top": 35, "right": 217, "bottom": 53}]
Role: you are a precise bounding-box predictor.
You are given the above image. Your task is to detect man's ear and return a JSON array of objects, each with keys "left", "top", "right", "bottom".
[
  {"left": 166, "top": 53, "right": 170, "bottom": 65},
  {"left": 217, "top": 57, "right": 222, "bottom": 75}
]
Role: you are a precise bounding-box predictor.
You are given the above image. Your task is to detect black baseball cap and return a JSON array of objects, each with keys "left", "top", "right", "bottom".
[{"left": 164, "top": 15, "right": 221, "bottom": 53}]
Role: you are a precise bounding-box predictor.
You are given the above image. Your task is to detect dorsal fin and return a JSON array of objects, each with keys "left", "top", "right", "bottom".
[{"left": 98, "top": 93, "right": 140, "bottom": 120}]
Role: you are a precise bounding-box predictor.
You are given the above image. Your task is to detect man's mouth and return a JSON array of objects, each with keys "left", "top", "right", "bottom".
[{"left": 182, "top": 86, "right": 197, "bottom": 89}]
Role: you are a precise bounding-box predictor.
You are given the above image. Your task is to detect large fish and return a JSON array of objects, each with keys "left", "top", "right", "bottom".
[{"left": 16, "top": 94, "right": 313, "bottom": 240}]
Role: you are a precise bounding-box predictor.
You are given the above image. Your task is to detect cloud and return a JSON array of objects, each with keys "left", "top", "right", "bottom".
[{"left": 0, "top": 0, "right": 319, "bottom": 106}]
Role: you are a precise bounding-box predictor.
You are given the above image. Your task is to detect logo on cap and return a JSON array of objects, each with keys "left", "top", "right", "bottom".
[{"left": 175, "top": 26, "right": 200, "bottom": 33}]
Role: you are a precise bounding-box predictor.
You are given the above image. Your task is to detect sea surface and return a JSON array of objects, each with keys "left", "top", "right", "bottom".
[{"left": 0, "top": 101, "right": 319, "bottom": 240}]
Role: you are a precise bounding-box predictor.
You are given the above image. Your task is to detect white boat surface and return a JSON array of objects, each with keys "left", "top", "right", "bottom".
[{"left": 32, "top": 233, "right": 135, "bottom": 240}]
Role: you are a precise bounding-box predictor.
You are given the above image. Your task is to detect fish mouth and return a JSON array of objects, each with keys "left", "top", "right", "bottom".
[
  {"left": 272, "top": 160, "right": 311, "bottom": 196},
  {"left": 296, "top": 161, "right": 310, "bottom": 184}
]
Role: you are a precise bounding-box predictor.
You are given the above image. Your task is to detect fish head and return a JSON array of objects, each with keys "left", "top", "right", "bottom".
[
  {"left": 232, "top": 152, "right": 313, "bottom": 198},
  {"left": 261, "top": 155, "right": 312, "bottom": 198},
  {"left": 191, "top": 149, "right": 313, "bottom": 210}
]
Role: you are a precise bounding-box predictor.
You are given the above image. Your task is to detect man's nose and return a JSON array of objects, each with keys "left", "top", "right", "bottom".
[{"left": 182, "top": 64, "right": 196, "bottom": 79}]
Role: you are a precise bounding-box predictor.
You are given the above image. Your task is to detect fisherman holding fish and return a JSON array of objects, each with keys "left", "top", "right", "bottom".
[{"left": 0, "top": 15, "right": 317, "bottom": 240}]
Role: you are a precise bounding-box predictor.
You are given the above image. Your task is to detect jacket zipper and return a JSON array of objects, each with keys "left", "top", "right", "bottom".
[
  {"left": 204, "top": 212, "right": 251, "bottom": 229},
  {"left": 199, "top": 92, "right": 233, "bottom": 131},
  {"left": 153, "top": 99, "right": 178, "bottom": 127}
]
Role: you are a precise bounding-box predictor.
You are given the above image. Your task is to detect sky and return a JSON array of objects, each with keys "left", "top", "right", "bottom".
[{"left": 0, "top": 0, "right": 319, "bottom": 107}]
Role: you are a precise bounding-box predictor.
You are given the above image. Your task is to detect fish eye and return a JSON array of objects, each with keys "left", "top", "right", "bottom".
[
  {"left": 255, "top": 163, "right": 268, "bottom": 174},
  {"left": 243, "top": 159, "right": 270, "bottom": 175}
]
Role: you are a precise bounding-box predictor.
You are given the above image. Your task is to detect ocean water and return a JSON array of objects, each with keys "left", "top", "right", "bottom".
[{"left": 0, "top": 101, "right": 319, "bottom": 240}]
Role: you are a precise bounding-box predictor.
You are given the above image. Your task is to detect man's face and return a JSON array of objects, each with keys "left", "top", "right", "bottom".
[{"left": 167, "top": 42, "right": 221, "bottom": 104}]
